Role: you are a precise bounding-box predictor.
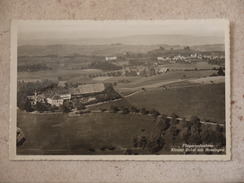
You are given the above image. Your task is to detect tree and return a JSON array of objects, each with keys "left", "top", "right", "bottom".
[
  {"left": 157, "top": 116, "right": 170, "bottom": 131},
  {"left": 61, "top": 105, "right": 71, "bottom": 113},
  {"left": 150, "top": 108, "right": 160, "bottom": 121},
  {"left": 24, "top": 99, "right": 34, "bottom": 112},
  {"left": 138, "top": 135, "right": 147, "bottom": 150},
  {"left": 140, "top": 107, "right": 147, "bottom": 115},
  {"left": 146, "top": 134, "right": 164, "bottom": 153},
  {"left": 181, "top": 118, "right": 188, "bottom": 128},
  {"left": 180, "top": 127, "right": 190, "bottom": 143},
  {"left": 170, "top": 113, "right": 179, "bottom": 125},
  {"left": 217, "top": 67, "right": 225, "bottom": 76},
  {"left": 34, "top": 102, "right": 48, "bottom": 112},
  {"left": 190, "top": 124, "right": 200, "bottom": 137},
  {"left": 132, "top": 135, "right": 139, "bottom": 148},
  {"left": 200, "top": 126, "right": 211, "bottom": 144},
  {"left": 190, "top": 116, "right": 201, "bottom": 129},
  {"left": 122, "top": 107, "right": 130, "bottom": 114},
  {"left": 188, "top": 118, "right": 202, "bottom": 144},
  {"left": 130, "top": 106, "right": 139, "bottom": 113},
  {"left": 110, "top": 105, "right": 119, "bottom": 113},
  {"left": 168, "top": 125, "right": 179, "bottom": 142},
  {"left": 188, "top": 133, "right": 201, "bottom": 144}
]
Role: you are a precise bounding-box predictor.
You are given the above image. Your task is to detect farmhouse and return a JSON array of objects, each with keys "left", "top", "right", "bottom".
[
  {"left": 27, "top": 92, "right": 45, "bottom": 105},
  {"left": 47, "top": 94, "right": 63, "bottom": 106},
  {"left": 157, "top": 67, "right": 169, "bottom": 74},
  {"left": 44, "top": 92, "right": 71, "bottom": 106},
  {"left": 69, "top": 83, "right": 105, "bottom": 98}
]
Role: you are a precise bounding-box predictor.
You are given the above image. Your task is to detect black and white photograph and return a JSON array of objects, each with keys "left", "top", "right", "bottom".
[{"left": 10, "top": 20, "right": 230, "bottom": 160}]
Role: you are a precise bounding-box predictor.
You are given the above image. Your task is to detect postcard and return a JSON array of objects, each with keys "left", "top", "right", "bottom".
[{"left": 10, "top": 20, "right": 230, "bottom": 160}]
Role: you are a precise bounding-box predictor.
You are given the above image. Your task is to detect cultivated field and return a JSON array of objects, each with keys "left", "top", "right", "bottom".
[
  {"left": 18, "top": 69, "right": 103, "bottom": 81},
  {"left": 115, "top": 70, "right": 217, "bottom": 95}
]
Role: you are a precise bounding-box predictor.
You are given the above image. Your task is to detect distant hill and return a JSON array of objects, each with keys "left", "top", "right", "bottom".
[
  {"left": 191, "top": 44, "right": 225, "bottom": 52},
  {"left": 19, "top": 34, "right": 224, "bottom": 46},
  {"left": 18, "top": 44, "right": 224, "bottom": 57}
]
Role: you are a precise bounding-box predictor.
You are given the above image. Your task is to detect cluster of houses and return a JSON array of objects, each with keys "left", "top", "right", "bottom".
[
  {"left": 157, "top": 54, "right": 201, "bottom": 62},
  {"left": 27, "top": 91, "right": 71, "bottom": 107},
  {"left": 157, "top": 54, "right": 224, "bottom": 63},
  {"left": 27, "top": 83, "right": 106, "bottom": 107}
]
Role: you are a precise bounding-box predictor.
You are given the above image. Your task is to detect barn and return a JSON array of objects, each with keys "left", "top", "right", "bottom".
[{"left": 70, "top": 83, "right": 105, "bottom": 98}]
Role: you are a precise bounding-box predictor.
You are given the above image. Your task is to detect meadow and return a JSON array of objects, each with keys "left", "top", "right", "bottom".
[
  {"left": 126, "top": 83, "right": 225, "bottom": 123},
  {"left": 17, "top": 110, "right": 159, "bottom": 155}
]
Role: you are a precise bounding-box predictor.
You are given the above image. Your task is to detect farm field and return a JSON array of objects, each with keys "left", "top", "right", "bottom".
[
  {"left": 18, "top": 69, "right": 103, "bottom": 81},
  {"left": 114, "top": 70, "right": 218, "bottom": 95},
  {"left": 126, "top": 83, "right": 225, "bottom": 123},
  {"left": 162, "top": 62, "right": 222, "bottom": 70},
  {"left": 17, "top": 110, "right": 159, "bottom": 155},
  {"left": 117, "top": 70, "right": 216, "bottom": 88}
]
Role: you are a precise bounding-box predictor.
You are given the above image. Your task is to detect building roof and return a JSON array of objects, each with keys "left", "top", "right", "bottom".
[
  {"left": 45, "top": 92, "right": 56, "bottom": 99},
  {"left": 36, "top": 94, "right": 45, "bottom": 101},
  {"left": 69, "top": 88, "right": 81, "bottom": 95},
  {"left": 52, "top": 94, "right": 62, "bottom": 100},
  {"left": 77, "top": 83, "right": 105, "bottom": 95}
]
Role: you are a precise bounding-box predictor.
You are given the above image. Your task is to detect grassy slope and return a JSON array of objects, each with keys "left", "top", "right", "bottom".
[
  {"left": 126, "top": 83, "right": 225, "bottom": 123},
  {"left": 17, "top": 111, "right": 159, "bottom": 155},
  {"left": 18, "top": 69, "right": 103, "bottom": 81},
  {"left": 87, "top": 98, "right": 132, "bottom": 111}
]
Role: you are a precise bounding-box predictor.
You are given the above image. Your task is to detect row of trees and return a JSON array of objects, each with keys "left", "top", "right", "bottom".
[
  {"left": 108, "top": 105, "right": 161, "bottom": 118},
  {"left": 89, "top": 61, "right": 122, "bottom": 71},
  {"left": 129, "top": 112, "right": 225, "bottom": 154},
  {"left": 131, "top": 133, "right": 165, "bottom": 154},
  {"left": 88, "top": 71, "right": 123, "bottom": 78}
]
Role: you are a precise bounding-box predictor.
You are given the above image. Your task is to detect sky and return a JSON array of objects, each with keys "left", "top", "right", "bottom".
[{"left": 17, "top": 20, "right": 228, "bottom": 45}]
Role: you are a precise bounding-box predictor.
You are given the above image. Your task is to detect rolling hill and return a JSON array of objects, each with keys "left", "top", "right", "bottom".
[{"left": 18, "top": 44, "right": 224, "bottom": 57}]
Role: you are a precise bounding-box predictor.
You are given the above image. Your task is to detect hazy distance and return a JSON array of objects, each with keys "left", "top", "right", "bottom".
[{"left": 17, "top": 20, "right": 226, "bottom": 46}]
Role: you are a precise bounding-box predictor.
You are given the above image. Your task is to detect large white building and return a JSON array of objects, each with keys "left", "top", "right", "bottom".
[
  {"left": 46, "top": 92, "right": 71, "bottom": 106},
  {"left": 46, "top": 93, "right": 63, "bottom": 107}
]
